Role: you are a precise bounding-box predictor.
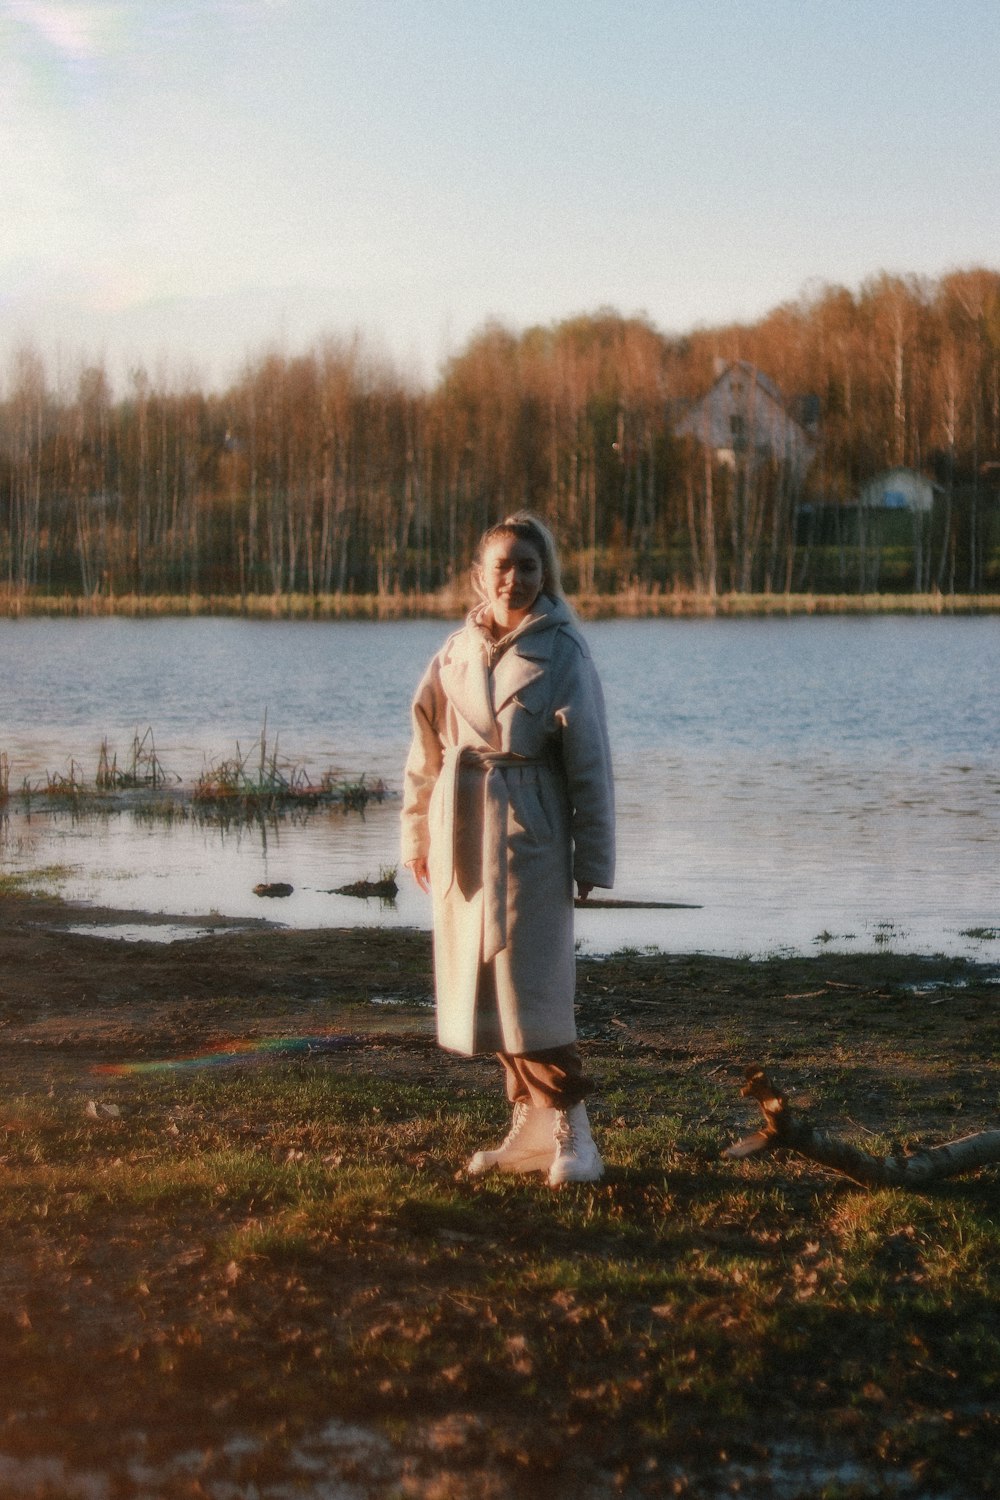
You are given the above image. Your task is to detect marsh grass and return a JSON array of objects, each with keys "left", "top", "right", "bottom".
[
  {"left": 6, "top": 720, "right": 384, "bottom": 825},
  {"left": 193, "top": 723, "right": 383, "bottom": 820},
  {"left": 95, "top": 727, "right": 172, "bottom": 791},
  {"left": 3, "top": 1052, "right": 998, "bottom": 1495},
  {"left": 333, "top": 864, "right": 400, "bottom": 900},
  {"left": 0, "top": 863, "right": 71, "bottom": 898},
  {"left": 3, "top": 587, "right": 1000, "bottom": 619}
]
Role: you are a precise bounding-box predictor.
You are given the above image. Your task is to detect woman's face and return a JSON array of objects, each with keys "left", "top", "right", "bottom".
[{"left": 478, "top": 535, "right": 545, "bottom": 632}]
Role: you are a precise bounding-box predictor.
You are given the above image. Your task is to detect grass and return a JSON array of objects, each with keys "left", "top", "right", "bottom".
[
  {"left": 333, "top": 865, "right": 400, "bottom": 899},
  {"left": 2, "top": 922, "right": 997, "bottom": 1494},
  {"left": 0, "top": 864, "right": 72, "bottom": 899},
  {"left": 192, "top": 724, "right": 382, "bottom": 819},
  {"left": 95, "top": 727, "right": 172, "bottom": 791},
  {"left": 6, "top": 722, "right": 385, "bottom": 824},
  {"left": 3, "top": 1055, "right": 998, "bottom": 1496}
]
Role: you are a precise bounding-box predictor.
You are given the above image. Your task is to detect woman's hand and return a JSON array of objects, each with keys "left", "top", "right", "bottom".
[
  {"left": 576, "top": 881, "right": 594, "bottom": 902},
  {"left": 406, "top": 856, "right": 431, "bottom": 894}
]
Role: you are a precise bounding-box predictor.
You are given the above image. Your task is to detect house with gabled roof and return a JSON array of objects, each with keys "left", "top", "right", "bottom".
[{"left": 673, "top": 360, "right": 817, "bottom": 483}]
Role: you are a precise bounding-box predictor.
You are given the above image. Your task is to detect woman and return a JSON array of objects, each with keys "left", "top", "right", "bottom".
[{"left": 401, "top": 512, "right": 615, "bottom": 1186}]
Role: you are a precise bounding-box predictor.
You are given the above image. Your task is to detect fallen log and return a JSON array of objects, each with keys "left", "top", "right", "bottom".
[
  {"left": 329, "top": 876, "right": 399, "bottom": 899},
  {"left": 725, "top": 1067, "right": 1000, "bottom": 1187},
  {"left": 574, "top": 897, "right": 701, "bottom": 909}
]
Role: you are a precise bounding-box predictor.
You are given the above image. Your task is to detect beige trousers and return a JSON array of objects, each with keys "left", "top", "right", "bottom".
[{"left": 497, "top": 1044, "right": 593, "bottom": 1110}]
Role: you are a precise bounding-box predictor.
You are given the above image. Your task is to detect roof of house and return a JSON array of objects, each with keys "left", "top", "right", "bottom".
[{"left": 673, "top": 361, "right": 817, "bottom": 474}]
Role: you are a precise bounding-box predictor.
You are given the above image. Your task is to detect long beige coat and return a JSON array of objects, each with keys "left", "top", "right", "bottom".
[{"left": 401, "top": 595, "right": 615, "bottom": 1056}]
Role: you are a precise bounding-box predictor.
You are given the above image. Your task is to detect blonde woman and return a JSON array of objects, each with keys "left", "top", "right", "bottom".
[{"left": 402, "top": 512, "right": 615, "bottom": 1185}]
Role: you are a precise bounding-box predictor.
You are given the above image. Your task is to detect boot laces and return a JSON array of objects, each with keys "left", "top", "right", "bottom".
[
  {"left": 554, "top": 1110, "right": 576, "bottom": 1152},
  {"left": 504, "top": 1101, "right": 532, "bottom": 1146}
]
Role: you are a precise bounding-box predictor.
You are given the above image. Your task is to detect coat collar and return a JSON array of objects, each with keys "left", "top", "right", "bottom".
[
  {"left": 439, "top": 595, "right": 570, "bottom": 743},
  {"left": 491, "top": 649, "right": 546, "bottom": 715},
  {"left": 490, "top": 604, "right": 560, "bottom": 712},
  {"left": 472, "top": 592, "right": 570, "bottom": 653},
  {"left": 439, "top": 619, "right": 497, "bottom": 746}
]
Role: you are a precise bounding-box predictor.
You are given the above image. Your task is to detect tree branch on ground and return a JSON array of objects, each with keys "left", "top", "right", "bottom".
[{"left": 725, "top": 1067, "right": 1000, "bottom": 1187}]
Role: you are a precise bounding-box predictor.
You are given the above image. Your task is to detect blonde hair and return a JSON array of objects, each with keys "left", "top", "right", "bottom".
[{"left": 472, "top": 511, "right": 564, "bottom": 600}]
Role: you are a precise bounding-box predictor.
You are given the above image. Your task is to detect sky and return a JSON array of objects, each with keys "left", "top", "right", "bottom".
[{"left": 2, "top": 0, "right": 999, "bottom": 392}]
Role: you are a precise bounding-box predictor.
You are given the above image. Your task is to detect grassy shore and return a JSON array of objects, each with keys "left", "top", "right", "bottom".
[
  {"left": 2, "top": 587, "right": 1000, "bottom": 620},
  {"left": 1, "top": 888, "right": 998, "bottom": 1498}
]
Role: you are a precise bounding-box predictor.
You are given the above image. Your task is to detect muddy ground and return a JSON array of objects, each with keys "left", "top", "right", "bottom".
[{"left": 3, "top": 893, "right": 998, "bottom": 1121}]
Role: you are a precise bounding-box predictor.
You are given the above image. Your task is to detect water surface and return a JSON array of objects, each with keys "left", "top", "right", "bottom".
[{"left": 2, "top": 615, "right": 997, "bottom": 958}]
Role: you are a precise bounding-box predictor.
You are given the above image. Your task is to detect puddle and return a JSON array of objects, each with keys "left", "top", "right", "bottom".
[
  {"left": 697, "top": 1440, "right": 954, "bottom": 1498},
  {"left": 65, "top": 923, "right": 235, "bottom": 943},
  {"left": 0, "top": 1418, "right": 399, "bottom": 1500},
  {"left": 369, "top": 992, "right": 433, "bottom": 1008},
  {"left": 903, "top": 973, "right": 1000, "bottom": 995},
  {"left": 903, "top": 980, "right": 970, "bottom": 995},
  {"left": 0, "top": 1428, "right": 966, "bottom": 1500}
]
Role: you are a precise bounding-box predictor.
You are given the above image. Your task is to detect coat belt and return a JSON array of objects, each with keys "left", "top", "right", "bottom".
[{"left": 438, "top": 747, "right": 547, "bottom": 963}]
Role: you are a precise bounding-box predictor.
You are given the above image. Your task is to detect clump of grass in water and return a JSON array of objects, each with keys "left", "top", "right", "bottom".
[
  {"left": 8, "top": 719, "right": 386, "bottom": 825},
  {"left": 195, "top": 721, "right": 314, "bottom": 813},
  {"left": 330, "top": 772, "right": 385, "bottom": 812},
  {"left": 39, "top": 759, "right": 87, "bottom": 799},
  {"left": 194, "top": 719, "right": 385, "bottom": 817},
  {"left": 95, "top": 727, "right": 173, "bottom": 791},
  {"left": 17, "top": 732, "right": 174, "bottom": 808},
  {"left": 0, "top": 864, "right": 71, "bottom": 898},
  {"left": 334, "top": 864, "right": 399, "bottom": 899}
]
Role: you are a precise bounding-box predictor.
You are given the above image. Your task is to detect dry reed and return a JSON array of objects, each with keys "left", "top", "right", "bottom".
[{"left": 2, "top": 587, "right": 999, "bottom": 620}]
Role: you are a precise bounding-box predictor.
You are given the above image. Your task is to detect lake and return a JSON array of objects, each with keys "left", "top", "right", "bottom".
[{"left": 1, "top": 614, "right": 998, "bottom": 959}]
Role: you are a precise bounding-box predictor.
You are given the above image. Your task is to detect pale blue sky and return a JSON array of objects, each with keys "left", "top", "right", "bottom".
[{"left": 2, "top": 0, "right": 998, "bottom": 389}]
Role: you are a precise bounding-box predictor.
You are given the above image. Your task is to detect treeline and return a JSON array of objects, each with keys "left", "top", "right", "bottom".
[{"left": 2, "top": 268, "right": 999, "bottom": 603}]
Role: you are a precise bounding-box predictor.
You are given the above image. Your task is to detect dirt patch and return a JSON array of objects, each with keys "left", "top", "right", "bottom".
[
  {"left": 4, "top": 891, "right": 997, "bottom": 1069},
  {"left": 3, "top": 891, "right": 999, "bottom": 1128}
]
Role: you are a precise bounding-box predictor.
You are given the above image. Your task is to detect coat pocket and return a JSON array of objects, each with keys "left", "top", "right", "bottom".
[
  {"left": 506, "top": 687, "right": 550, "bottom": 760},
  {"left": 508, "top": 774, "right": 554, "bottom": 845},
  {"left": 511, "top": 684, "right": 547, "bottom": 715}
]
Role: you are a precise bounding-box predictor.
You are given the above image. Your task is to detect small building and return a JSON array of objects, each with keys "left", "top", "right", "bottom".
[
  {"left": 859, "top": 468, "right": 937, "bottom": 513},
  {"left": 796, "top": 466, "right": 944, "bottom": 591},
  {"left": 673, "top": 360, "right": 817, "bottom": 482}
]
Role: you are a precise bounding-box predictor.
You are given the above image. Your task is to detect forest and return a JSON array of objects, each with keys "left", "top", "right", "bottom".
[{"left": 2, "top": 267, "right": 999, "bottom": 606}]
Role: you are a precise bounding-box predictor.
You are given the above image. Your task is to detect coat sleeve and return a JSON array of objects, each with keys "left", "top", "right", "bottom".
[
  {"left": 552, "top": 635, "right": 616, "bottom": 889},
  {"left": 400, "top": 658, "right": 444, "bottom": 865}
]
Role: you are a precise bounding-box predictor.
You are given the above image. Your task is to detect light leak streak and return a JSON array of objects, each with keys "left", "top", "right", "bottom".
[{"left": 93, "top": 1033, "right": 359, "bottom": 1076}]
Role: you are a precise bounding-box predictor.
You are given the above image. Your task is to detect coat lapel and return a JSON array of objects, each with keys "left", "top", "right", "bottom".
[
  {"left": 491, "top": 648, "right": 548, "bottom": 713},
  {"left": 491, "top": 599, "right": 560, "bottom": 713},
  {"left": 439, "top": 632, "right": 498, "bottom": 746},
  {"left": 440, "top": 597, "right": 566, "bottom": 735}
]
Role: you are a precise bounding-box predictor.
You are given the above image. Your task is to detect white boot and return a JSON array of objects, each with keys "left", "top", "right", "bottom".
[
  {"left": 548, "top": 1102, "right": 604, "bottom": 1186},
  {"left": 467, "top": 1102, "right": 558, "bottom": 1176}
]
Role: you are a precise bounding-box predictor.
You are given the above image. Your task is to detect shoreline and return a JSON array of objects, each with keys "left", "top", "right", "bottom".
[
  {"left": 2, "top": 587, "right": 1000, "bottom": 620},
  {"left": 4, "top": 887, "right": 998, "bottom": 1108},
  {"left": 4, "top": 887, "right": 998, "bottom": 1035}
]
